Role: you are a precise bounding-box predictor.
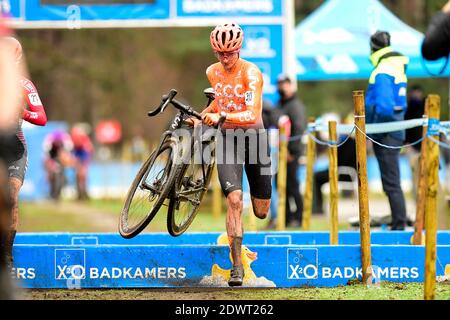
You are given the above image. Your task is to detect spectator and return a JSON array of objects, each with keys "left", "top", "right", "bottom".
[
  {"left": 404, "top": 85, "right": 426, "bottom": 197},
  {"left": 130, "top": 128, "right": 148, "bottom": 162},
  {"left": 261, "top": 99, "right": 281, "bottom": 229},
  {"left": 365, "top": 30, "right": 409, "bottom": 230},
  {"left": 312, "top": 114, "right": 357, "bottom": 215},
  {"left": 261, "top": 99, "right": 279, "bottom": 130},
  {"left": 405, "top": 85, "right": 426, "bottom": 152},
  {"left": 274, "top": 74, "right": 306, "bottom": 228},
  {"left": 421, "top": 1, "right": 450, "bottom": 229},
  {"left": 421, "top": 1, "right": 450, "bottom": 62},
  {"left": 71, "top": 125, "right": 94, "bottom": 200},
  {"left": 43, "top": 130, "right": 74, "bottom": 200}
]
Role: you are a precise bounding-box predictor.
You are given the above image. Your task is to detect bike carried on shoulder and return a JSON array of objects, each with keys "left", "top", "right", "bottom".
[{"left": 119, "top": 89, "right": 225, "bottom": 238}]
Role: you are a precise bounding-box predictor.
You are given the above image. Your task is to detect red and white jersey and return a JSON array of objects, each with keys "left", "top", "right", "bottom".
[
  {"left": 20, "top": 78, "right": 47, "bottom": 126},
  {"left": 16, "top": 78, "right": 47, "bottom": 144}
]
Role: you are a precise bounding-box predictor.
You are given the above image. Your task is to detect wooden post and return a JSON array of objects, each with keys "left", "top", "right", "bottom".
[
  {"left": 277, "top": 125, "right": 288, "bottom": 231},
  {"left": 303, "top": 117, "right": 316, "bottom": 231},
  {"left": 413, "top": 100, "right": 429, "bottom": 245},
  {"left": 328, "top": 121, "right": 339, "bottom": 245},
  {"left": 424, "top": 94, "right": 440, "bottom": 300},
  {"left": 212, "top": 164, "right": 222, "bottom": 219},
  {"left": 353, "top": 90, "right": 372, "bottom": 284}
]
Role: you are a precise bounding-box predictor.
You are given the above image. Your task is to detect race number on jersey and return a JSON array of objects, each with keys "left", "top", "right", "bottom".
[
  {"left": 245, "top": 91, "right": 255, "bottom": 106},
  {"left": 28, "top": 93, "right": 42, "bottom": 107}
]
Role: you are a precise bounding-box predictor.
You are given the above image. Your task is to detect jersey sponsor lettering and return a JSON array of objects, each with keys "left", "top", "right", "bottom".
[
  {"left": 20, "top": 79, "right": 37, "bottom": 93},
  {"left": 238, "top": 110, "right": 256, "bottom": 123},
  {"left": 247, "top": 67, "right": 258, "bottom": 91},
  {"left": 206, "top": 59, "right": 263, "bottom": 128}
]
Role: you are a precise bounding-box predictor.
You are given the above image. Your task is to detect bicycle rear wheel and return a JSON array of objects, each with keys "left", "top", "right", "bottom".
[
  {"left": 167, "top": 158, "right": 214, "bottom": 237},
  {"left": 119, "top": 140, "right": 179, "bottom": 239}
]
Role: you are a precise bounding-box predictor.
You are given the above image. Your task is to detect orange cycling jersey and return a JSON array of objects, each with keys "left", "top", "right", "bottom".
[{"left": 206, "top": 58, "right": 264, "bottom": 129}]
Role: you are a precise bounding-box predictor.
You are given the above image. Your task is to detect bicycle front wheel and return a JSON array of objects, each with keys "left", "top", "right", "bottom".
[
  {"left": 167, "top": 159, "right": 214, "bottom": 237},
  {"left": 119, "top": 140, "right": 179, "bottom": 239}
]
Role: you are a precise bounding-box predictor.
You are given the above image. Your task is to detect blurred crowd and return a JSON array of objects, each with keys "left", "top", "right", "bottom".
[{"left": 43, "top": 125, "right": 94, "bottom": 201}]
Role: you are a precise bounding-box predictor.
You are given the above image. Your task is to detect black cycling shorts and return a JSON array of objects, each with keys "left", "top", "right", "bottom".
[
  {"left": 216, "top": 128, "right": 272, "bottom": 199},
  {"left": 7, "top": 137, "right": 27, "bottom": 183}
]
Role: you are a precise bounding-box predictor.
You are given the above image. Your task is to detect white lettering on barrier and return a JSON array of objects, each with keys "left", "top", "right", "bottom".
[
  {"left": 167, "top": 267, "right": 177, "bottom": 279},
  {"left": 158, "top": 268, "right": 166, "bottom": 279},
  {"left": 123, "top": 268, "right": 133, "bottom": 279},
  {"left": 100, "top": 268, "right": 110, "bottom": 279},
  {"left": 147, "top": 268, "right": 156, "bottom": 279},
  {"left": 287, "top": 248, "right": 319, "bottom": 280},
  {"left": 57, "top": 265, "right": 86, "bottom": 280},
  {"left": 87, "top": 267, "right": 187, "bottom": 280},
  {"left": 356, "top": 268, "right": 363, "bottom": 279},
  {"left": 303, "top": 265, "right": 318, "bottom": 279},
  {"left": 391, "top": 267, "right": 399, "bottom": 279},
  {"left": 322, "top": 267, "right": 331, "bottom": 279},
  {"left": 11, "top": 268, "right": 36, "bottom": 280},
  {"left": 70, "top": 265, "right": 85, "bottom": 280},
  {"left": 320, "top": 267, "right": 420, "bottom": 280},
  {"left": 288, "top": 257, "right": 420, "bottom": 282},
  {"left": 134, "top": 268, "right": 143, "bottom": 279},
  {"left": 288, "top": 265, "right": 300, "bottom": 279},
  {"left": 344, "top": 267, "right": 355, "bottom": 278},
  {"left": 400, "top": 267, "right": 409, "bottom": 279},
  {"left": 90, "top": 268, "right": 98, "bottom": 279},
  {"left": 333, "top": 268, "right": 342, "bottom": 279},
  {"left": 378, "top": 267, "right": 389, "bottom": 279}
]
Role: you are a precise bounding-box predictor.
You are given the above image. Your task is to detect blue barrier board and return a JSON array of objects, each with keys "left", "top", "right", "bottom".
[
  {"left": 12, "top": 244, "right": 450, "bottom": 288},
  {"left": 10, "top": 232, "right": 450, "bottom": 288}
]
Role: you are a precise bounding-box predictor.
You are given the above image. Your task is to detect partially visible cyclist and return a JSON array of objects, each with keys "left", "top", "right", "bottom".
[
  {"left": 2, "top": 36, "right": 47, "bottom": 269},
  {"left": 196, "top": 23, "right": 272, "bottom": 286},
  {"left": 43, "top": 130, "right": 73, "bottom": 200},
  {"left": 70, "top": 126, "right": 94, "bottom": 200},
  {"left": 0, "top": 20, "right": 24, "bottom": 300}
]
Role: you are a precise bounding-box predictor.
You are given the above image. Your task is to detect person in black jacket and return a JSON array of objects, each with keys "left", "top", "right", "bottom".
[
  {"left": 405, "top": 85, "right": 426, "bottom": 153},
  {"left": 275, "top": 74, "right": 306, "bottom": 227},
  {"left": 422, "top": 1, "right": 450, "bottom": 61},
  {"left": 312, "top": 136, "right": 357, "bottom": 215}
]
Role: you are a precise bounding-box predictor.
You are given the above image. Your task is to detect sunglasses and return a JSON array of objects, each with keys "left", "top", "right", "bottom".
[{"left": 215, "top": 51, "right": 239, "bottom": 58}]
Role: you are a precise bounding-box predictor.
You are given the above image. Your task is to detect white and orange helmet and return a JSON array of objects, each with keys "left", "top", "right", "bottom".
[{"left": 210, "top": 23, "right": 244, "bottom": 53}]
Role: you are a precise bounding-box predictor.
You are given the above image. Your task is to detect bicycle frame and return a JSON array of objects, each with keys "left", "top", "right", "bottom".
[{"left": 143, "top": 89, "right": 222, "bottom": 191}]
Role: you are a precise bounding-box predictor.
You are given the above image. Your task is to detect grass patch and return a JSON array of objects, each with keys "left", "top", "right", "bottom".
[
  {"left": 18, "top": 202, "right": 101, "bottom": 232},
  {"left": 18, "top": 199, "right": 350, "bottom": 233},
  {"left": 24, "top": 282, "right": 450, "bottom": 300}
]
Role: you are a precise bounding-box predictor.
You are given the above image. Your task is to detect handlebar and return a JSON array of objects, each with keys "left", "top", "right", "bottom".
[
  {"left": 147, "top": 89, "right": 226, "bottom": 129},
  {"left": 148, "top": 89, "right": 202, "bottom": 120},
  {"left": 148, "top": 89, "right": 225, "bottom": 129},
  {"left": 147, "top": 89, "right": 178, "bottom": 117}
]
